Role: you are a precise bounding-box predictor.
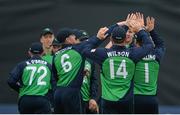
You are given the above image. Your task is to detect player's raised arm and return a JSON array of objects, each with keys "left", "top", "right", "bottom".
[
  {"left": 82, "top": 27, "right": 109, "bottom": 64},
  {"left": 128, "top": 13, "right": 153, "bottom": 62},
  {"left": 146, "top": 16, "right": 166, "bottom": 63}
]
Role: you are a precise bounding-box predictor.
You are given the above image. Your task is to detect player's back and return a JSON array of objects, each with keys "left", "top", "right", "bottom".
[
  {"left": 19, "top": 58, "right": 52, "bottom": 97},
  {"left": 134, "top": 54, "right": 159, "bottom": 95},
  {"left": 101, "top": 55, "right": 135, "bottom": 101},
  {"left": 134, "top": 29, "right": 165, "bottom": 96},
  {"left": 53, "top": 45, "right": 86, "bottom": 113},
  {"left": 54, "top": 46, "right": 84, "bottom": 88}
]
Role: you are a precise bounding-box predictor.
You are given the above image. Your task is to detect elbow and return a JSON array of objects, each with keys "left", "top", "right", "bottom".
[
  {"left": 7, "top": 78, "right": 16, "bottom": 88},
  {"left": 7, "top": 79, "right": 12, "bottom": 86},
  {"left": 150, "top": 44, "right": 154, "bottom": 50},
  {"left": 148, "top": 43, "right": 154, "bottom": 51}
]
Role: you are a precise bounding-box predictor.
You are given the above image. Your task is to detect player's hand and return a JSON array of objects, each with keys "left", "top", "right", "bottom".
[
  {"left": 145, "top": 16, "right": 155, "bottom": 32},
  {"left": 116, "top": 13, "right": 136, "bottom": 26},
  {"left": 126, "top": 13, "right": 136, "bottom": 21},
  {"left": 83, "top": 69, "right": 90, "bottom": 77},
  {"left": 128, "top": 20, "right": 142, "bottom": 33},
  {"left": 126, "top": 13, "right": 136, "bottom": 27},
  {"left": 89, "top": 99, "right": 99, "bottom": 113},
  {"left": 96, "top": 27, "right": 109, "bottom": 40},
  {"left": 135, "top": 12, "right": 145, "bottom": 28}
]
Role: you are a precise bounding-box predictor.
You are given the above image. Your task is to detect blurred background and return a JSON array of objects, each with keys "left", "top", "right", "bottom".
[{"left": 0, "top": 0, "right": 180, "bottom": 113}]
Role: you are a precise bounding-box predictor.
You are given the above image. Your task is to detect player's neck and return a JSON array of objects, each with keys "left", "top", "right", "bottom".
[{"left": 44, "top": 48, "right": 52, "bottom": 55}]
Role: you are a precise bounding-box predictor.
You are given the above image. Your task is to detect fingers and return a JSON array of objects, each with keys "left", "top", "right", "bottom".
[
  {"left": 97, "top": 27, "right": 109, "bottom": 40},
  {"left": 131, "top": 13, "right": 136, "bottom": 20},
  {"left": 129, "top": 13, "right": 136, "bottom": 20},
  {"left": 99, "top": 27, "right": 108, "bottom": 32},
  {"left": 126, "top": 12, "right": 155, "bottom": 32},
  {"left": 150, "top": 17, "right": 155, "bottom": 24},
  {"left": 135, "top": 12, "right": 141, "bottom": 20},
  {"left": 128, "top": 20, "right": 142, "bottom": 33},
  {"left": 101, "top": 27, "right": 109, "bottom": 38},
  {"left": 126, "top": 13, "right": 136, "bottom": 21},
  {"left": 141, "top": 13, "right": 144, "bottom": 22},
  {"left": 126, "top": 14, "right": 131, "bottom": 21},
  {"left": 126, "top": 13, "right": 135, "bottom": 27},
  {"left": 135, "top": 12, "right": 140, "bottom": 19},
  {"left": 141, "top": 12, "right": 143, "bottom": 19},
  {"left": 135, "top": 12, "right": 144, "bottom": 27},
  {"left": 147, "top": 16, "right": 155, "bottom": 25},
  {"left": 84, "top": 69, "right": 90, "bottom": 76},
  {"left": 145, "top": 16, "right": 155, "bottom": 32},
  {"left": 146, "top": 16, "right": 150, "bottom": 23},
  {"left": 146, "top": 16, "right": 150, "bottom": 26}
]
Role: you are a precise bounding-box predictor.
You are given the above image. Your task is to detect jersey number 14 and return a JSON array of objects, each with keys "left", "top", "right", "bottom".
[{"left": 109, "top": 59, "right": 128, "bottom": 79}]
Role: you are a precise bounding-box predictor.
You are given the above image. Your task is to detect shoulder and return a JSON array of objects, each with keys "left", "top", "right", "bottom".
[
  {"left": 18, "top": 60, "right": 28, "bottom": 68},
  {"left": 11, "top": 60, "right": 28, "bottom": 72}
]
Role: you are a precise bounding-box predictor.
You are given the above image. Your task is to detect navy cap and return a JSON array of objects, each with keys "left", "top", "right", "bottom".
[
  {"left": 111, "top": 26, "right": 126, "bottom": 40},
  {"left": 41, "top": 28, "right": 53, "bottom": 36},
  {"left": 29, "top": 42, "right": 43, "bottom": 54},
  {"left": 73, "top": 29, "right": 89, "bottom": 41},
  {"left": 51, "top": 38, "right": 60, "bottom": 46},
  {"left": 56, "top": 28, "right": 74, "bottom": 43}
]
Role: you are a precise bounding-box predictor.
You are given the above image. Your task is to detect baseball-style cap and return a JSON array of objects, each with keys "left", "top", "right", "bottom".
[
  {"left": 29, "top": 42, "right": 43, "bottom": 54},
  {"left": 56, "top": 28, "right": 74, "bottom": 44},
  {"left": 51, "top": 38, "right": 60, "bottom": 46},
  {"left": 41, "top": 28, "right": 54, "bottom": 36},
  {"left": 73, "top": 29, "right": 89, "bottom": 41},
  {"left": 111, "top": 26, "right": 126, "bottom": 40}
]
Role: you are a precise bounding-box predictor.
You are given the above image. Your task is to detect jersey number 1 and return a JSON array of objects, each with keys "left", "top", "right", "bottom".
[{"left": 144, "top": 63, "right": 149, "bottom": 83}]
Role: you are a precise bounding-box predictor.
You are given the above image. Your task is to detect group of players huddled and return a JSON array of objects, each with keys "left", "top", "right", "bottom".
[{"left": 7, "top": 12, "right": 165, "bottom": 114}]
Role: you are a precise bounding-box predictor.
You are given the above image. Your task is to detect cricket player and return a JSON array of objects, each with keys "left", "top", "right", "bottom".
[
  {"left": 7, "top": 42, "right": 54, "bottom": 113},
  {"left": 83, "top": 20, "right": 153, "bottom": 113}
]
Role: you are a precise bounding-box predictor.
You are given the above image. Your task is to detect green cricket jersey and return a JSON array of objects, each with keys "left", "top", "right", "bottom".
[
  {"left": 19, "top": 61, "right": 52, "bottom": 97},
  {"left": 80, "top": 60, "right": 91, "bottom": 101},
  {"left": 54, "top": 48, "right": 83, "bottom": 87},
  {"left": 101, "top": 56, "right": 135, "bottom": 101},
  {"left": 42, "top": 53, "right": 53, "bottom": 64},
  {"left": 134, "top": 55, "right": 159, "bottom": 95},
  {"left": 42, "top": 53, "right": 53, "bottom": 89}
]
